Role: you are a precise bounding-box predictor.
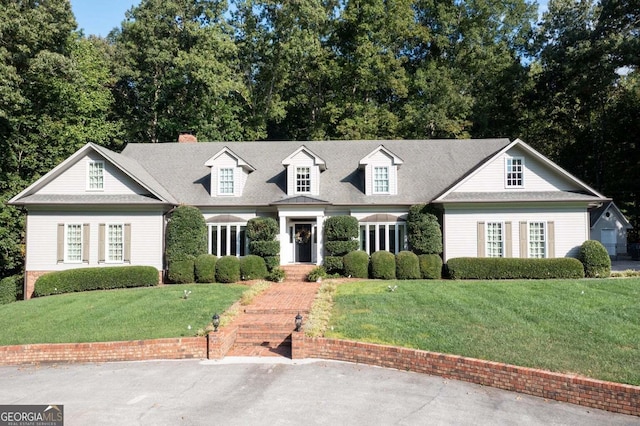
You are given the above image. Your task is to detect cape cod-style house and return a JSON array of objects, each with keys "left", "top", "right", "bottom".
[{"left": 9, "top": 137, "right": 609, "bottom": 298}]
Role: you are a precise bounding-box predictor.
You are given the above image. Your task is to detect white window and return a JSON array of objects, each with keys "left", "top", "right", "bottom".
[
  {"left": 209, "top": 224, "right": 248, "bottom": 257},
  {"left": 65, "top": 224, "right": 83, "bottom": 262},
  {"left": 219, "top": 168, "right": 234, "bottom": 195},
  {"left": 505, "top": 157, "right": 524, "bottom": 187},
  {"left": 486, "top": 222, "right": 503, "bottom": 258},
  {"left": 529, "top": 222, "right": 546, "bottom": 258},
  {"left": 296, "top": 167, "right": 311, "bottom": 193},
  {"left": 359, "top": 222, "right": 407, "bottom": 254},
  {"left": 107, "top": 224, "right": 124, "bottom": 262},
  {"left": 373, "top": 166, "right": 389, "bottom": 193},
  {"left": 88, "top": 160, "right": 104, "bottom": 190}
]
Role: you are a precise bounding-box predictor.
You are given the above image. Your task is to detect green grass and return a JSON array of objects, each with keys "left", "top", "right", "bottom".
[
  {"left": 326, "top": 278, "right": 640, "bottom": 386},
  {"left": 0, "top": 284, "right": 247, "bottom": 345}
]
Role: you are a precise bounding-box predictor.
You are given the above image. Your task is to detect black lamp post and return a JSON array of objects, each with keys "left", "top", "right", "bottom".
[
  {"left": 212, "top": 313, "right": 220, "bottom": 332},
  {"left": 295, "top": 312, "right": 302, "bottom": 332}
]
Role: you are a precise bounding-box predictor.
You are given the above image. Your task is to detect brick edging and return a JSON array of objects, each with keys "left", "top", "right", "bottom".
[{"left": 291, "top": 333, "right": 640, "bottom": 417}]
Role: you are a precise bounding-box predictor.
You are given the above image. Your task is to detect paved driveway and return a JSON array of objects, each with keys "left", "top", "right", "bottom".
[{"left": 1, "top": 358, "right": 637, "bottom": 425}]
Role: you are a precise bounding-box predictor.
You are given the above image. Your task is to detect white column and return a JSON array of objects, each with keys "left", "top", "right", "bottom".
[
  {"left": 316, "top": 215, "right": 325, "bottom": 265},
  {"left": 279, "top": 214, "right": 287, "bottom": 265}
]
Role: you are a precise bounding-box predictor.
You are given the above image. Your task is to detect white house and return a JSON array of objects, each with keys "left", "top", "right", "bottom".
[
  {"left": 9, "top": 138, "right": 609, "bottom": 298},
  {"left": 589, "top": 201, "right": 633, "bottom": 258}
]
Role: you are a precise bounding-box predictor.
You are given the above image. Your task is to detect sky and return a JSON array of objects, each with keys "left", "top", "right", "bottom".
[{"left": 71, "top": 1, "right": 549, "bottom": 38}]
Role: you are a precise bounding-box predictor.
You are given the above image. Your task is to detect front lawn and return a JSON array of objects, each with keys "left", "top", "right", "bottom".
[
  {"left": 325, "top": 278, "right": 640, "bottom": 385},
  {"left": 0, "top": 284, "right": 246, "bottom": 345}
]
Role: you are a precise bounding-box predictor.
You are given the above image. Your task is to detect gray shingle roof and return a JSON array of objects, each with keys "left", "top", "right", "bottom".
[{"left": 121, "top": 139, "right": 512, "bottom": 207}]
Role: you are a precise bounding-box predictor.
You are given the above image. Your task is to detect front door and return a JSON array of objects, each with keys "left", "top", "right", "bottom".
[
  {"left": 294, "top": 224, "right": 312, "bottom": 263},
  {"left": 601, "top": 229, "right": 616, "bottom": 256}
]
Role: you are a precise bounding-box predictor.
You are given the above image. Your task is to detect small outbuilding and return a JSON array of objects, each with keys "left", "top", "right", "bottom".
[{"left": 590, "top": 202, "right": 633, "bottom": 258}]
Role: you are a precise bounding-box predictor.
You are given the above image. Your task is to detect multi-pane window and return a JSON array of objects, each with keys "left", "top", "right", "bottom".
[
  {"left": 373, "top": 167, "right": 389, "bottom": 193},
  {"left": 219, "top": 168, "right": 234, "bottom": 194},
  {"left": 506, "top": 157, "right": 524, "bottom": 187},
  {"left": 65, "top": 224, "right": 82, "bottom": 262},
  {"left": 107, "top": 224, "right": 124, "bottom": 262},
  {"left": 359, "top": 223, "right": 407, "bottom": 255},
  {"left": 209, "top": 224, "right": 247, "bottom": 257},
  {"left": 529, "top": 222, "right": 546, "bottom": 258},
  {"left": 88, "top": 161, "right": 104, "bottom": 190},
  {"left": 296, "top": 167, "right": 311, "bottom": 193},
  {"left": 486, "top": 222, "right": 503, "bottom": 257}
]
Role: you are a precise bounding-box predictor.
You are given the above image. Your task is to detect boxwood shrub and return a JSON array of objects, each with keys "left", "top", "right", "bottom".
[
  {"left": 407, "top": 204, "right": 442, "bottom": 255},
  {"left": 215, "top": 256, "right": 241, "bottom": 283},
  {"left": 246, "top": 217, "right": 279, "bottom": 241},
  {"left": 323, "top": 256, "right": 344, "bottom": 275},
  {"left": 324, "top": 216, "right": 359, "bottom": 241},
  {"left": 419, "top": 254, "right": 443, "bottom": 279},
  {"left": 168, "top": 256, "right": 196, "bottom": 284},
  {"left": 446, "top": 257, "right": 585, "bottom": 280},
  {"left": 324, "top": 240, "right": 359, "bottom": 257},
  {"left": 249, "top": 240, "right": 280, "bottom": 257},
  {"left": 0, "top": 275, "right": 22, "bottom": 305},
  {"left": 578, "top": 240, "right": 611, "bottom": 278},
  {"left": 240, "top": 255, "right": 268, "bottom": 280},
  {"left": 195, "top": 254, "right": 217, "bottom": 283},
  {"left": 34, "top": 266, "right": 159, "bottom": 297},
  {"left": 263, "top": 255, "right": 280, "bottom": 272},
  {"left": 396, "top": 251, "right": 421, "bottom": 280},
  {"left": 165, "top": 205, "right": 207, "bottom": 263},
  {"left": 370, "top": 251, "right": 396, "bottom": 280},
  {"left": 343, "top": 250, "right": 369, "bottom": 278}
]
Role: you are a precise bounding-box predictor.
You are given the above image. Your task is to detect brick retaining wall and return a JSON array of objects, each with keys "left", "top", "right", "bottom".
[{"left": 291, "top": 332, "right": 640, "bottom": 417}]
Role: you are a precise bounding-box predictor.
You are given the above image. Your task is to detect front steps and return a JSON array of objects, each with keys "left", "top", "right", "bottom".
[{"left": 281, "top": 264, "right": 316, "bottom": 282}]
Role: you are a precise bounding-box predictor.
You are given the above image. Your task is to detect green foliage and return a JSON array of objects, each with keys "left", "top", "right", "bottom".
[
  {"left": 395, "top": 251, "right": 421, "bottom": 280},
  {"left": 168, "top": 256, "right": 196, "bottom": 284},
  {"left": 0, "top": 275, "right": 22, "bottom": 305},
  {"left": 215, "top": 256, "right": 241, "bottom": 283},
  {"left": 165, "top": 206, "right": 207, "bottom": 264},
  {"left": 419, "top": 254, "right": 443, "bottom": 280},
  {"left": 578, "top": 240, "right": 612, "bottom": 278},
  {"left": 407, "top": 204, "right": 443, "bottom": 255},
  {"left": 323, "top": 256, "right": 344, "bottom": 275},
  {"left": 370, "top": 251, "right": 396, "bottom": 280},
  {"left": 263, "top": 256, "right": 280, "bottom": 272},
  {"left": 249, "top": 240, "right": 280, "bottom": 257},
  {"left": 308, "top": 266, "right": 327, "bottom": 282},
  {"left": 239, "top": 255, "right": 268, "bottom": 280},
  {"left": 246, "top": 217, "right": 279, "bottom": 241},
  {"left": 324, "top": 240, "right": 359, "bottom": 257},
  {"left": 194, "top": 254, "right": 217, "bottom": 283},
  {"left": 266, "top": 267, "right": 286, "bottom": 282},
  {"left": 343, "top": 251, "right": 369, "bottom": 279},
  {"left": 324, "top": 216, "right": 359, "bottom": 241},
  {"left": 446, "top": 258, "right": 585, "bottom": 280},
  {"left": 34, "top": 267, "right": 159, "bottom": 296}
]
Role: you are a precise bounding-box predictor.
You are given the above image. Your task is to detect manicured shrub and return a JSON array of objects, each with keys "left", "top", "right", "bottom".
[
  {"left": 419, "top": 254, "right": 443, "bottom": 279},
  {"left": 240, "top": 255, "right": 268, "bottom": 280},
  {"left": 249, "top": 240, "right": 280, "bottom": 257},
  {"left": 407, "top": 204, "right": 442, "bottom": 255},
  {"left": 325, "top": 240, "right": 359, "bottom": 257},
  {"left": 343, "top": 251, "right": 369, "bottom": 278},
  {"left": 165, "top": 205, "right": 207, "bottom": 263},
  {"left": 34, "top": 266, "right": 159, "bottom": 297},
  {"left": 266, "top": 267, "right": 285, "bottom": 282},
  {"left": 446, "top": 257, "right": 585, "bottom": 280},
  {"left": 370, "top": 251, "right": 396, "bottom": 280},
  {"left": 578, "top": 240, "right": 611, "bottom": 278},
  {"left": 263, "top": 255, "right": 280, "bottom": 272},
  {"left": 195, "top": 254, "right": 217, "bottom": 283},
  {"left": 396, "top": 251, "right": 421, "bottom": 280},
  {"left": 246, "top": 217, "right": 279, "bottom": 241},
  {"left": 168, "top": 256, "right": 196, "bottom": 284},
  {"left": 0, "top": 275, "right": 22, "bottom": 304},
  {"left": 324, "top": 216, "right": 359, "bottom": 241},
  {"left": 215, "top": 256, "right": 241, "bottom": 283},
  {"left": 308, "top": 266, "right": 327, "bottom": 282},
  {"left": 323, "top": 256, "right": 344, "bottom": 275}
]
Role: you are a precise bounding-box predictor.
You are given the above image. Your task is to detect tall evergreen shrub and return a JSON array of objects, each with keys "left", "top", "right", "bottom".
[
  {"left": 247, "top": 217, "right": 280, "bottom": 271},
  {"left": 165, "top": 205, "right": 207, "bottom": 264},
  {"left": 407, "top": 204, "right": 442, "bottom": 255}
]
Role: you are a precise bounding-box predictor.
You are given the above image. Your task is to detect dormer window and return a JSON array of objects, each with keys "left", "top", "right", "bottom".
[
  {"left": 296, "top": 167, "right": 311, "bottom": 193},
  {"left": 359, "top": 145, "right": 403, "bottom": 196},
  {"left": 506, "top": 157, "right": 524, "bottom": 187},
  {"left": 87, "top": 160, "right": 104, "bottom": 190},
  {"left": 219, "top": 168, "right": 235, "bottom": 195},
  {"left": 205, "top": 147, "right": 255, "bottom": 198},
  {"left": 282, "top": 146, "right": 326, "bottom": 197},
  {"left": 374, "top": 166, "right": 389, "bottom": 193}
]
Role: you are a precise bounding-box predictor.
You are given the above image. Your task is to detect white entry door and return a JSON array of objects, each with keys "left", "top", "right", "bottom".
[{"left": 600, "top": 229, "right": 616, "bottom": 256}]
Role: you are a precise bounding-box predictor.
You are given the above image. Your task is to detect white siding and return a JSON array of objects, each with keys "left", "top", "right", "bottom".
[
  {"left": 26, "top": 210, "right": 164, "bottom": 270},
  {"left": 286, "top": 151, "right": 320, "bottom": 196},
  {"left": 443, "top": 204, "right": 589, "bottom": 261},
  {"left": 590, "top": 211, "right": 629, "bottom": 255},
  {"left": 38, "top": 152, "right": 145, "bottom": 195},
  {"left": 455, "top": 146, "right": 582, "bottom": 193}
]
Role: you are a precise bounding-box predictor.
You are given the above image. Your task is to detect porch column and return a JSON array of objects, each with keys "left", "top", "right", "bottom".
[
  {"left": 316, "top": 214, "right": 324, "bottom": 265},
  {"left": 279, "top": 214, "right": 287, "bottom": 265}
]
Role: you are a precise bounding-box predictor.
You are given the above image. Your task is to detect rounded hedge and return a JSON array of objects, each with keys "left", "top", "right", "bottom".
[
  {"left": 323, "top": 256, "right": 344, "bottom": 275},
  {"left": 446, "top": 257, "right": 585, "bottom": 280},
  {"left": 324, "top": 216, "right": 359, "bottom": 241},
  {"left": 343, "top": 250, "right": 369, "bottom": 278},
  {"left": 407, "top": 204, "right": 442, "bottom": 255},
  {"left": 34, "top": 266, "right": 159, "bottom": 296},
  {"left": 195, "top": 254, "right": 217, "bottom": 283},
  {"left": 370, "top": 251, "right": 396, "bottom": 280},
  {"left": 249, "top": 240, "right": 280, "bottom": 257},
  {"left": 168, "top": 256, "right": 196, "bottom": 284},
  {"left": 578, "top": 240, "right": 611, "bottom": 278},
  {"left": 165, "top": 205, "right": 207, "bottom": 263},
  {"left": 396, "top": 251, "right": 421, "bottom": 279},
  {"left": 419, "top": 254, "right": 443, "bottom": 279},
  {"left": 215, "top": 256, "right": 241, "bottom": 283},
  {"left": 325, "top": 240, "right": 359, "bottom": 257},
  {"left": 240, "top": 255, "right": 268, "bottom": 280},
  {"left": 247, "top": 217, "right": 279, "bottom": 241}
]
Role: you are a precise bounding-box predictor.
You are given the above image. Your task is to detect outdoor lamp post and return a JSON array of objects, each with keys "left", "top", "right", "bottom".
[
  {"left": 212, "top": 313, "right": 220, "bottom": 332},
  {"left": 295, "top": 313, "right": 302, "bottom": 332}
]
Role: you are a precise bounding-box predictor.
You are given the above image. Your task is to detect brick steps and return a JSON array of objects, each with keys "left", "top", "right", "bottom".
[{"left": 281, "top": 264, "right": 317, "bottom": 282}]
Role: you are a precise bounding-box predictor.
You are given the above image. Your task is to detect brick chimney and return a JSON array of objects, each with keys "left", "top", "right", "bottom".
[{"left": 178, "top": 131, "right": 197, "bottom": 143}]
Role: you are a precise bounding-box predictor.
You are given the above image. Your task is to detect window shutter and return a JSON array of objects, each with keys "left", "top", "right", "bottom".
[
  {"left": 477, "top": 222, "right": 485, "bottom": 257},
  {"left": 82, "top": 223, "right": 90, "bottom": 262},
  {"left": 519, "top": 221, "right": 527, "bottom": 258},
  {"left": 57, "top": 224, "right": 64, "bottom": 263},
  {"left": 505, "top": 222, "right": 512, "bottom": 258},
  {"left": 98, "top": 224, "right": 105, "bottom": 263},
  {"left": 124, "top": 223, "right": 131, "bottom": 262},
  {"left": 547, "top": 221, "right": 555, "bottom": 258}
]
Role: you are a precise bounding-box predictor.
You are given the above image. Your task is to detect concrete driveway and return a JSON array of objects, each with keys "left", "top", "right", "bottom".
[{"left": 1, "top": 358, "right": 637, "bottom": 425}]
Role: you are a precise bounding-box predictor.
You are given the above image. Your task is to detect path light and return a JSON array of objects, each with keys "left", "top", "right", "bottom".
[
  {"left": 295, "top": 312, "right": 303, "bottom": 332},
  {"left": 212, "top": 313, "right": 220, "bottom": 332}
]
